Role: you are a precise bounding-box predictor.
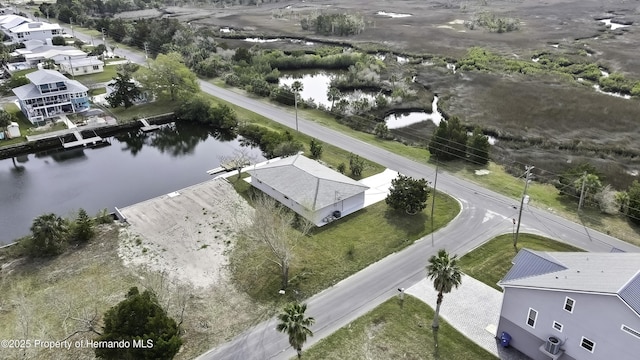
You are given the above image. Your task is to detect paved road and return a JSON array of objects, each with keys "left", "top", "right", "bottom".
[{"left": 67, "top": 27, "right": 639, "bottom": 359}]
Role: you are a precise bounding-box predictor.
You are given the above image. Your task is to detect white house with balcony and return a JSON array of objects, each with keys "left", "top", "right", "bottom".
[
  {"left": 12, "top": 69, "right": 89, "bottom": 124},
  {"left": 0, "top": 14, "right": 62, "bottom": 43}
]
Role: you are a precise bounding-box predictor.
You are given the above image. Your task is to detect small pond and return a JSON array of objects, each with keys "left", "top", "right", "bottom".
[
  {"left": 599, "top": 18, "right": 631, "bottom": 30},
  {"left": 384, "top": 96, "right": 443, "bottom": 129},
  {"left": 376, "top": 11, "right": 412, "bottom": 18},
  {"left": 279, "top": 71, "right": 389, "bottom": 109}
]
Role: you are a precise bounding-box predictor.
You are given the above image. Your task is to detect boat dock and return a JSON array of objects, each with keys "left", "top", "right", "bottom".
[
  {"left": 61, "top": 130, "right": 103, "bottom": 148},
  {"left": 139, "top": 118, "right": 161, "bottom": 132}
]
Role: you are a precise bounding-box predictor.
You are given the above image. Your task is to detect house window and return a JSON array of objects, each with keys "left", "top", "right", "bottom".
[
  {"left": 93, "top": 65, "right": 99, "bottom": 70},
  {"left": 553, "top": 321, "right": 563, "bottom": 332},
  {"left": 564, "top": 297, "right": 574, "bottom": 313},
  {"left": 526, "top": 308, "right": 537, "bottom": 328},
  {"left": 622, "top": 325, "right": 640, "bottom": 339},
  {"left": 580, "top": 337, "right": 595, "bottom": 353}
]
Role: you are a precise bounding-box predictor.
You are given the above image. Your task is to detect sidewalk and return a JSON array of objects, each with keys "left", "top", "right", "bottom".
[{"left": 406, "top": 275, "right": 531, "bottom": 360}]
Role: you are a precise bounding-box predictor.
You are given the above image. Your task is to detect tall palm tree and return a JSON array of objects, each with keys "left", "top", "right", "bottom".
[
  {"left": 276, "top": 302, "right": 315, "bottom": 358},
  {"left": 326, "top": 86, "right": 341, "bottom": 112},
  {"left": 426, "top": 249, "right": 462, "bottom": 329},
  {"left": 291, "top": 81, "right": 303, "bottom": 131}
]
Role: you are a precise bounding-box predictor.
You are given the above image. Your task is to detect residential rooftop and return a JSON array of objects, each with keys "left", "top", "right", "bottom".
[
  {"left": 500, "top": 249, "right": 640, "bottom": 315},
  {"left": 248, "top": 153, "right": 369, "bottom": 210}
]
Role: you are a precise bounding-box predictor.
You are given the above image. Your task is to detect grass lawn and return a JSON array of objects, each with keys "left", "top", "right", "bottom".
[
  {"left": 0, "top": 103, "right": 35, "bottom": 146},
  {"left": 458, "top": 233, "right": 584, "bottom": 291},
  {"left": 88, "top": 87, "right": 106, "bottom": 96},
  {"left": 108, "top": 100, "right": 179, "bottom": 123},
  {"left": 11, "top": 68, "right": 38, "bottom": 77},
  {"left": 304, "top": 295, "right": 496, "bottom": 360},
  {"left": 230, "top": 175, "right": 460, "bottom": 301},
  {"left": 72, "top": 65, "right": 117, "bottom": 84}
]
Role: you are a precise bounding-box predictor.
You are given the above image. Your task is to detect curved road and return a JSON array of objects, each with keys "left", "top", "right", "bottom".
[{"left": 67, "top": 27, "right": 638, "bottom": 360}]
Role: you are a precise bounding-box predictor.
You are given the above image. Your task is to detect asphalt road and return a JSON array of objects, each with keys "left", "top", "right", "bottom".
[{"left": 67, "top": 27, "right": 639, "bottom": 360}]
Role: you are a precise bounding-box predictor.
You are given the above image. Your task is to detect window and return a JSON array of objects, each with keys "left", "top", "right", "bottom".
[
  {"left": 93, "top": 65, "right": 100, "bottom": 70},
  {"left": 553, "top": 321, "right": 563, "bottom": 332},
  {"left": 527, "top": 308, "right": 537, "bottom": 328},
  {"left": 622, "top": 325, "right": 640, "bottom": 339},
  {"left": 580, "top": 337, "right": 595, "bottom": 353},
  {"left": 564, "top": 297, "right": 574, "bottom": 313}
]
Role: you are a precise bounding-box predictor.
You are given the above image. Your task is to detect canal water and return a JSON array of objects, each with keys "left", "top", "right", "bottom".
[{"left": 0, "top": 121, "right": 264, "bottom": 245}]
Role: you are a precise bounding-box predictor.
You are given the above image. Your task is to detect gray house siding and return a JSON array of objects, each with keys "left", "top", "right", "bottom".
[
  {"left": 498, "top": 316, "right": 577, "bottom": 360},
  {"left": 498, "top": 287, "right": 640, "bottom": 360}
]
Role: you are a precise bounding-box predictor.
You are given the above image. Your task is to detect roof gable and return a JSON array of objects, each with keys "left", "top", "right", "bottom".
[
  {"left": 620, "top": 272, "right": 640, "bottom": 317},
  {"left": 502, "top": 248, "right": 567, "bottom": 282},
  {"left": 248, "top": 154, "right": 369, "bottom": 210}
]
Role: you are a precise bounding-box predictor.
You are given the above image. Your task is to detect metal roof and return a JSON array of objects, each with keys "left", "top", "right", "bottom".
[
  {"left": 501, "top": 249, "right": 640, "bottom": 316},
  {"left": 26, "top": 69, "right": 69, "bottom": 85},
  {"left": 620, "top": 272, "right": 640, "bottom": 317},
  {"left": 248, "top": 153, "right": 369, "bottom": 210},
  {"left": 502, "top": 249, "right": 567, "bottom": 282}
]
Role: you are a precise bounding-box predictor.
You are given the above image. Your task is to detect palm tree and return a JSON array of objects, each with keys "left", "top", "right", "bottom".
[
  {"left": 29, "top": 213, "right": 68, "bottom": 257},
  {"left": 276, "top": 302, "right": 315, "bottom": 358},
  {"left": 426, "top": 249, "right": 462, "bottom": 329},
  {"left": 291, "top": 80, "right": 303, "bottom": 131},
  {"left": 326, "top": 86, "right": 341, "bottom": 112}
]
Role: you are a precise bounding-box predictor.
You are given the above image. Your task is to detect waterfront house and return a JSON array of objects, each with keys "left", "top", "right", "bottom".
[
  {"left": 0, "top": 15, "right": 62, "bottom": 44},
  {"left": 497, "top": 249, "right": 640, "bottom": 360},
  {"left": 247, "top": 153, "right": 369, "bottom": 226},
  {"left": 12, "top": 69, "right": 89, "bottom": 124}
]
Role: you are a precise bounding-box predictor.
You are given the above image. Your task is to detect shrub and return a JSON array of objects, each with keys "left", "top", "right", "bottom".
[
  {"left": 72, "top": 208, "right": 95, "bottom": 243},
  {"left": 27, "top": 213, "right": 68, "bottom": 257},
  {"left": 309, "top": 138, "right": 323, "bottom": 159}
]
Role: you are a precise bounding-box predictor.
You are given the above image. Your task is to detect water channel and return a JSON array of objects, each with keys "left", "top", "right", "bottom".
[{"left": 0, "top": 121, "right": 264, "bottom": 245}]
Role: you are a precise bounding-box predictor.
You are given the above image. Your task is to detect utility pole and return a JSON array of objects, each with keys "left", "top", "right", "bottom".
[
  {"left": 578, "top": 171, "right": 587, "bottom": 211},
  {"left": 430, "top": 154, "right": 439, "bottom": 247},
  {"left": 144, "top": 42, "right": 150, "bottom": 68},
  {"left": 70, "top": 17, "right": 75, "bottom": 39},
  {"left": 294, "top": 91, "right": 298, "bottom": 131},
  {"left": 101, "top": 28, "right": 108, "bottom": 65},
  {"left": 514, "top": 165, "right": 534, "bottom": 250}
]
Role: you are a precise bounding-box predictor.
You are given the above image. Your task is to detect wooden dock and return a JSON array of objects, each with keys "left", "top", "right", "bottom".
[
  {"left": 60, "top": 130, "right": 104, "bottom": 149},
  {"left": 139, "top": 118, "right": 161, "bottom": 132}
]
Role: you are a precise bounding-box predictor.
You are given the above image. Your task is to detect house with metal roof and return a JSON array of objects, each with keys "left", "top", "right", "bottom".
[
  {"left": 12, "top": 69, "right": 89, "bottom": 124},
  {"left": 497, "top": 249, "right": 640, "bottom": 360},
  {"left": 247, "top": 153, "right": 369, "bottom": 226},
  {"left": 0, "top": 15, "right": 62, "bottom": 43}
]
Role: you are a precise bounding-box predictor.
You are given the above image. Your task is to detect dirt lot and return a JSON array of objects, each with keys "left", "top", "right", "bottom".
[
  {"left": 0, "top": 179, "right": 271, "bottom": 360},
  {"left": 155, "top": 0, "right": 639, "bottom": 183}
]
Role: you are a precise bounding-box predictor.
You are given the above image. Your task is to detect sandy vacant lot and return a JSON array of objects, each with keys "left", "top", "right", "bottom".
[{"left": 117, "top": 177, "right": 251, "bottom": 289}]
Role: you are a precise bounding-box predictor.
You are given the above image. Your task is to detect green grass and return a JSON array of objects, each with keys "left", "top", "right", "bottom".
[
  {"left": 108, "top": 100, "right": 179, "bottom": 123},
  {"left": 230, "top": 175, "right": 460, "bottom": 301},
  {"left": 207, "top": 95, "right": 385, "bottom": 178},
  {"left": 11, "top": 68, "right": 38, "bottom": 77},
  {"left": 89, "top": 87, "right": 107, "bottom": 96},
  {"left": 458, "top": 233, "right": 583, "bottom": 291},
  {"left": 0, "top": 103, "right": 35, "bottom": 146},
  {"left": 304, "top": 295, "right": 496, "bottom": 360},
  {"left": 72, "top": 65, "right": 117, "bottom": 84}
]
